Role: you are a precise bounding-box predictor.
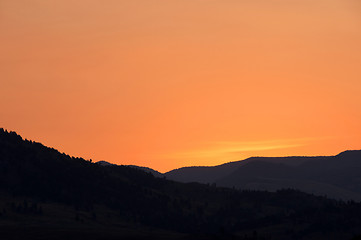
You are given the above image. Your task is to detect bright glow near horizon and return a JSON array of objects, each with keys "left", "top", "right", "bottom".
[{"left": 1, "top": 0, "right": 361, "bottom": 172}]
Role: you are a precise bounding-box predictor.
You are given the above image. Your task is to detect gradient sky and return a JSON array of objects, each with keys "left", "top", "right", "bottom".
[{"left": 1, "top": 0, "right": 361, "bottom": 172}]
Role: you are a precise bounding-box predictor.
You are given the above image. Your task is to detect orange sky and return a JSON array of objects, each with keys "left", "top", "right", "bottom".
[{"left": 1, "top": 0, "right": 361, "bottom": 172}]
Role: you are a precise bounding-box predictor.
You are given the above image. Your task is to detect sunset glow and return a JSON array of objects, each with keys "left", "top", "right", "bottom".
[{"left": 1, "top": 0, "right": 361, "bottom": 172}]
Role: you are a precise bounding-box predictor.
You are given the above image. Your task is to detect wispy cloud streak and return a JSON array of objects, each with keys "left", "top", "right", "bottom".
[{"left": 159, "top": 138, "right": 317, "bottom": 160}]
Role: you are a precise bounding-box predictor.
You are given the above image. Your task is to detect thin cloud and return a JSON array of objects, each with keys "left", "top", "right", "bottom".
[{"left": 159, "top": 138, "right": 313, "bottom": 160}]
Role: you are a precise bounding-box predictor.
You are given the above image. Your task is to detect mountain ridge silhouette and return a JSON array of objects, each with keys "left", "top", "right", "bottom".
[
  {"left": 164, "top": 151, "right": 361, "bottom": 200},
  {"left": 1, "top": 128, "right": 361, "bottom": 239}
]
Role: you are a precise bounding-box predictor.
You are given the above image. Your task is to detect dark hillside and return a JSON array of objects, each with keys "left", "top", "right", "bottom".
[
  {"left": 165, "top": 156, "right": 327, "bottom": 184},
  {"left": 1, "top": 128, "right": 361, "bottom": 239},
  {"left": 166, "top": 152, "right": 361, "bottom": 201}
]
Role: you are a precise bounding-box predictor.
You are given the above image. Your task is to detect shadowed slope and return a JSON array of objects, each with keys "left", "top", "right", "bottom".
[
  {"left": 165, "top": 156, "right": 328, "bottom": 183},
  {"left": 1, "top": 128, "right": 361, "bottom": 239},
  {"left": 165, "top": 153, "right": 361, "bottom": 200},
  {"left": 96, "top": 160, "right": 163, "bottom": 178}
]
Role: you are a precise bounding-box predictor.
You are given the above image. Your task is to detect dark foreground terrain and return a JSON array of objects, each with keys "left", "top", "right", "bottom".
[{"left": 1, "top": 128, "right": 361, "bottom": 239}]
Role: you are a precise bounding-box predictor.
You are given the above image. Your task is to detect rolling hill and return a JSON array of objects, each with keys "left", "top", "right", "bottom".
[
  {"left": 165, "top": 152, "right": 361, "bottom": 201},
  {"left": 1, "top": 128, "right": 361, "bottom": 239}
]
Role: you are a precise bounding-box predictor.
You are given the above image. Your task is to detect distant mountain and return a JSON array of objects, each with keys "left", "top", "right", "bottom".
[
  {"left": 1, "top": 128, "right": 361, "bottom": 240},
  {"left": 125, "top": 165, "right": 163, "bottom": 178},
  {"left": 96, "top": 160, "right": 115, "bottom": 166},
  {"left": 97, "top": 160, "right": 163, "bottom": 178},
  {"left": 165, "top": 152, "right": 361, "bottom": 201},
  {"left": 165, "top": 156, "right": 325, "bottom": 183}
]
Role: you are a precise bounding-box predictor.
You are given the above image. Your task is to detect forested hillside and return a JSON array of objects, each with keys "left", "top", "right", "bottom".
[{"left": 1, "top": 128, "right": 361, "bottom": 240}]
